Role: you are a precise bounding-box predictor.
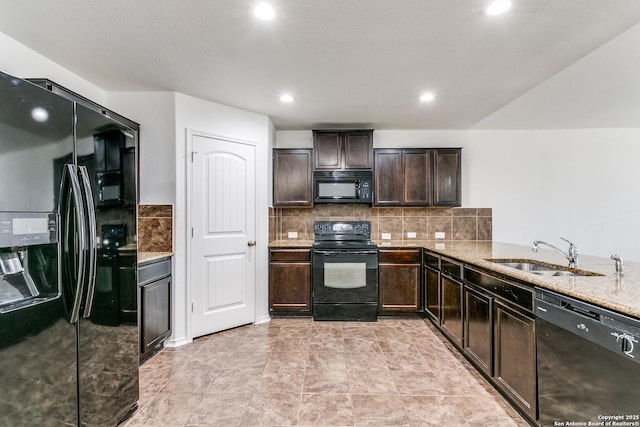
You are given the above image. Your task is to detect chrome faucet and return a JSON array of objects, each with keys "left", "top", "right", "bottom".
[
  {"left": 611, "top": 255, "right": 624, "bottom": 277},
  {"left": 532, "top": 237, "right": 579, "bottom": 268}
]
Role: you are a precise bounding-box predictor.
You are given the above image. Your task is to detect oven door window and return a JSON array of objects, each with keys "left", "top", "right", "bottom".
[{"left": 324, "top": 262, "right": 366, "bottom": 289}]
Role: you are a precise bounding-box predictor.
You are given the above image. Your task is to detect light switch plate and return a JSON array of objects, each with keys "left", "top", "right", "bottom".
[
  {"left": 407, "top": 232, "right": 416, "bottom": 238},
  {"left": 287, "top": 231, "right": 298, "bottom": 239},
  {"left": 435, "top": 232, "right": 446, "bottom": 239},
  {"left": 381, "top": 233, "right": 392, "bottom": 240}
]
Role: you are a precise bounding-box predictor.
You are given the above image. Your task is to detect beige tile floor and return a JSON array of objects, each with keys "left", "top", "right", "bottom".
[{"left": 123, "top": 317, "right": 532, "bottom": 427}]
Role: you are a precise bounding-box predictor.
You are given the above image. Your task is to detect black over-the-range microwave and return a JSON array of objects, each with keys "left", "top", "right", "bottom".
[{"left": 313, "top": 171, "right": 373, "bottom": 204}]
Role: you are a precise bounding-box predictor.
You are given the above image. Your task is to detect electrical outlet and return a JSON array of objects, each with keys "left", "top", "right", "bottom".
[
  {"left": 435, "top": 243, "right": 446, "bottom": 250},
  {"left": 381, "top": 233, "right": 391, "bottom": 240},
  {"left": 435, "top": 232, "right": 446, "bottom": 239},
  {"left": 287, "top": 231, "right": 298, "bottom": 239},
  {"left": 407, "top": 232, "right": 416, "bottom": 238}
]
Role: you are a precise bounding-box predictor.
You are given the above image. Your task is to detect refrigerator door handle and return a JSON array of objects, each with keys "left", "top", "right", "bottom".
[
  {"left": 79, "top": 165, "right": 97, "bottom": 318},
  {"left": 60, "top": 164, "right": 88, "bottom": 324}
]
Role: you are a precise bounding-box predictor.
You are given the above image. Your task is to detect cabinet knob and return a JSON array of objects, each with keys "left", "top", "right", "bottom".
[{"left": 247, "top": 240, "right": 256, "bottom": 247}]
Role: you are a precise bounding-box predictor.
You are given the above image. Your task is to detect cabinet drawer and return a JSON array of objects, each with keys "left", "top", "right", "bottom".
[
  {"left": 138, "top": 259, "right": 171, "bottom": 285},
  {"left": 379, "top": 249, "right": 421, "bottom": 263},
  {"left": 464, "top": 267, "right": 534, "bottom": 313},
  {"left": 423, "top": 251, "right": 440, "bottom": 269},
  {"left": 441, "top": 257, "right": 463, "bottom": 280},
  {"left": 270, "top": 249, "right": 311, "bottom": 262}
]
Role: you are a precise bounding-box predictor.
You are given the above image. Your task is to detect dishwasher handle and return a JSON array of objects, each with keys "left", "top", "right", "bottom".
[{"left": 560, "top": 301, "right": 601, "bottom": 321}]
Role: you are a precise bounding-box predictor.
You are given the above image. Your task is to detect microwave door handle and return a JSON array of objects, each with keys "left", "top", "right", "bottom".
[
  {"left": 78, "top": 166, "right": 97, "bottom": 318},
  {"left": 61, "top": 164, "right": 87, "bottom": 324}
]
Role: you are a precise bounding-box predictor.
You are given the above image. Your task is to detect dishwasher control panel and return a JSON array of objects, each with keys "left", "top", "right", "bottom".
[{"left": 535, "top": 288, "right": 640, "bottom": 362}]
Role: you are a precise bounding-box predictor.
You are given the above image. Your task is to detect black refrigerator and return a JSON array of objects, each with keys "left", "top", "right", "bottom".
[{"left": 0, "top": 70, "right": 139, "bottom": 426}]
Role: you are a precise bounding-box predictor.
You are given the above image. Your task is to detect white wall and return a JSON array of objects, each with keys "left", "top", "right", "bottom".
[
  {"left": 473, "top": 23, "right": 640, "bottom": 130},
  {"left": 467, "top": 21, "right": 640, "bottom": 262},
  {"left": 171, "top": 93, "right": 272, "bottom": 346},
  {"left": 466, "top": 129, "right": 640, "bottom": 261},
  {"left": 0, "top": 32, "right": 106, "bottom": 105},
  {"left": 108, "top": 92, "right": 177, "bottom": 204}
]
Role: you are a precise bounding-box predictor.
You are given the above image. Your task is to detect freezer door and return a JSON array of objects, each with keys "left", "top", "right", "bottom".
[
  {"left": 0, "top": 72, "right": 74, "bottom": 212},
  {"left": 0, "top": 71, "right": 79, "bottom": 425}
]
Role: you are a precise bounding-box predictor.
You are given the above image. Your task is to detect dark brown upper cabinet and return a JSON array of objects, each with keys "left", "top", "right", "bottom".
[
  {"left": 313, "top": 130, "right": 373, "bottom": 170},
  {"left": 273, "top": 148, "right": 313, "bottom": 207},
  {"left": 373, "top": 150, "right": 403, "bottom": 205},
  {"left": 433, "top": 148, "right": 461, "bottom": 206},
  {"left": 374, "top": 148, "right": 461, "bottom": 207}
]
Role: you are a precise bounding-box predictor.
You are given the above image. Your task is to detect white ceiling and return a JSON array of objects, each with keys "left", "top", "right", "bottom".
[{"left": 1, "top": 0, "right": 639, "bottom": 130}]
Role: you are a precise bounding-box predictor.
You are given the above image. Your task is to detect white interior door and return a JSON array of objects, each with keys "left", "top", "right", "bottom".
[{"left": 190, "top": 133, "right": 256, "bottom": 338}]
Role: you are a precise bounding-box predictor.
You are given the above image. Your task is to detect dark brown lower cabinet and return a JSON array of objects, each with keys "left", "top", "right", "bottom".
[
  {"left": 423, "top": 265, "right": 440, "bottom": 322},
  {"left": 378, "top": 249, "right": 422, "bottom": 314},
  {"left": 493, "top": 300, "right": 537, "bottom": 421},
  {"left": 269, "top": 249, "right": 311, "bottom": 315},
  {"left": 457, "top": 266, "right": 538, "bottom": 424},
  {"left": 463, "top": 285, "right": 492, "bottom": 375},
  {"left": 139, "top": 257, "right": 172, "bottom": 363},
  {"left": 440, "top": 275, "right": 463, "bottom": 347}
]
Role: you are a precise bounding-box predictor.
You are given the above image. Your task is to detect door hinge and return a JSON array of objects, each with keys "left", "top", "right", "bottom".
[
  {"left": 191, "top": 151, "right": 197, "bottom": 162},
  {"left": 191, "top": 227, "right": 194, "bottom": 237},
  {"left": 191, "top": 302, "right": 194, "bottom": 313}
]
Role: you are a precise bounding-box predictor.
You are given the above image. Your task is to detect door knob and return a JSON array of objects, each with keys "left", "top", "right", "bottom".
[{"left": 247, "top": 240, "right": 256, "bottom": 247}]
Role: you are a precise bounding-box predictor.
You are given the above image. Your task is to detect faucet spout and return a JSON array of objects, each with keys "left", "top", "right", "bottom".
[
  {"left": 611, "top": 254, "right": 624, "bottom": 277},
  {"left": 532, "top": 238, "right": 579, "bottom": 268}
]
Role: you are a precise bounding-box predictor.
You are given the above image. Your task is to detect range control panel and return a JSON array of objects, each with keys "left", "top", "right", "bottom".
[{"left": 314, "top": 221, "right": 371, "bottom": 239}]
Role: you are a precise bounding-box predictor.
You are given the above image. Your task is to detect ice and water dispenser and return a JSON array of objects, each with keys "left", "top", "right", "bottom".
[{"left": 0, "top": 212, "right": 58, "bottom": 312}]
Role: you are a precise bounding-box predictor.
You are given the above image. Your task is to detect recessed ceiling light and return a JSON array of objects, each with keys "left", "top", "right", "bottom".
[
  {"left": 280, "top": 94, "right": 294, "bottom": 103},
  {"left": 254, "top": 3, "right": 275, "bottom": 20},
  {"left": 486, "top": 0, "right": 511, "bottom": 15},
  {"left": 419, "top": 93, "right": 435, "bottom": 102}
]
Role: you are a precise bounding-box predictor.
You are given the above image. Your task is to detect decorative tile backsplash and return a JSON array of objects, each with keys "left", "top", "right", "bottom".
[
  {"left": 270, "top": 205, "right": 492, "bottom": 242},
  {"left": 138, "top": 204, "right": 173, "bottom": 252}
]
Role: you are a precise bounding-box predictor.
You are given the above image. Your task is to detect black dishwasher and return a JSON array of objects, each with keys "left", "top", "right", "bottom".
[{"left": 535, "top": 289, "right": 640, "bottom": 426}]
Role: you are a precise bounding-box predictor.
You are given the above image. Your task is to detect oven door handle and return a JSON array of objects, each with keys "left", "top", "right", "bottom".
[{"left": 313, "top": 250, "right": 379, "bottom": 255}]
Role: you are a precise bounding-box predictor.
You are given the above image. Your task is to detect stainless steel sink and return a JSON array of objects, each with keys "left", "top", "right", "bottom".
[{"left": 486, "top": 259, "right": 604, "bottom": 277}]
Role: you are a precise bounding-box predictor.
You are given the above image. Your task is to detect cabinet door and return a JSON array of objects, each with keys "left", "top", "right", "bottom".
[
  {"left": 269, "top": 251, "right": 311, "bottom": 313},
  {"left": 343, "top": 131, "right": 373, "bottom": 169},
  {"left": 441, "top": 275, "right": 463, "bottom": 347},
  {"left": 403, "top": 150, "right": 432, "bottom": 205},
  {"left": 464, "top": 285, "right": 492, "bottom": 375},
  {"left": 313, "top": 132, "right": 342, "bottom": 169},
  {"left": 378, "top": 262, "right": 421, "bottom": 312},
  {"left": 423, "top": 266, "right": 440, "bottom": 322},
  {"left": 273, "top": 149, "right": 313, "bottom": 207},
  {"left": 433, "top": 148, "right": 461, "bottom": 206},
  {"left": 141, "top": 276, "right": 171, "bottom": 356},
  {"left": 493, "top": 300, "right": 537, "bottom": 420},
  {"left": 374, "top": 150, "right": 403, "bottom": 205}
]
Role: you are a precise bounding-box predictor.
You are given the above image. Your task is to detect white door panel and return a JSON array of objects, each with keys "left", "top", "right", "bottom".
[{"left": 191, "top": 133, "right": 256, "bottom": 338}]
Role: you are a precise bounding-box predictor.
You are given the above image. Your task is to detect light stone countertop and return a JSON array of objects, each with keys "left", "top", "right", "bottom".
[
  {"left": 269, "top": 240, "right": 314, "bottom": 248},
  {"left": 138, "top": 252, "right": 173, "bottom": 265},
  {"left": 269, "top": 239, "right": 640, "bottom": 319}
]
